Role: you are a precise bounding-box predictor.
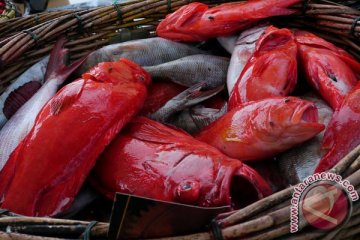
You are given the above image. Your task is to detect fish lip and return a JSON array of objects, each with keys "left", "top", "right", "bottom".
[
  {"left": 290, "top": 102, "right": 325, "bottom": 131},
  {"left": 291, "top": 102, "right": 318, "bottom": 124},
  {"left": 227, "top": 164, "right": 270, "bottom": 210}
]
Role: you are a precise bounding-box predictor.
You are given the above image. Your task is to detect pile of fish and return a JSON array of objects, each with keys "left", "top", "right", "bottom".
[{"left": 0, "top": 0, "right": 360, "bottom": 217}]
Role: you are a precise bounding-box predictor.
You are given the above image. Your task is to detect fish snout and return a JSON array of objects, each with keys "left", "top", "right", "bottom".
[{"left": 288, "top": 101, "right": 325, "bottom": 136}]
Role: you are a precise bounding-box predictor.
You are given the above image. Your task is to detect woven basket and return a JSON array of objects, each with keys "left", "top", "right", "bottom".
[{"left": 0, "top": 0, "right": 359, "bottom": 239}]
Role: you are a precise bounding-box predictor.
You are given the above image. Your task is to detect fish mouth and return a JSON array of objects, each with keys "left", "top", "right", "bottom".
[
  {"left": 228, "top": 165, "right": 272, "bottom": 210},
  {"left": 289, "top": 102, "right": 325, "bottom": 135},
  {"left": 292, "top": 103, "right": 319, "bottom": 124}
]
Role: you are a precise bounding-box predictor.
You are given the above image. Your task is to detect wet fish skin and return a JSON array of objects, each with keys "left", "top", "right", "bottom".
[
  {"left": 227, "top": 25, "right": 268, "bottom": 94},
  {"left": 0, "top": 38, "right": 87, "bottom": 171},
  {"left": 77, "top": 37, "right": 207, "bottom": 74},
  {"left": 0, "top": 57, "right": 49, "bottom": 129},
  {"left": 315, "top": 82, "right": 360, "bottom": 173},
  {"left": 294, "top": 30, "right": 360, "bottom": 77},
  {"left": 156, "top": 0, "right": 301, "bottom": 42},
  {"left": 196, "top": 97, "right": 325, "bottom": 161},
  {"left": 170, "top": 104, "right": 227, "bottom": 134},
  {"left": 90, "top": 117, "right": 272, "bottom": 209},
  {"left": 277, "top": 93, "right": 333, "bottom": 185},
  {"left": 229, "top": 26, "right": 298, "bottom": 109},
  {"left": 295, "top": 30, "right": 359, "bottom": 110},
  {"left": 0, "top": 58, "right": 151, "bottom": 217},
  {"left": 144, "top": 55, "right": 229, "bottom": 89}
]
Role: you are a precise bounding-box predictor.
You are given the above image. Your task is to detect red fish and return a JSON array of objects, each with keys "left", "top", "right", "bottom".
[
  {"left": 90, "top": 117, "right": 272, "bottom": 209},
  {"left": 140, "top": 81, "right": 186, "bottom": 115},
  {"left": 196, "top": 97, "right": 325, "bottom": 161},
  {"left": 156, "top": 0, "right": 300, "bottom": 42},
  {"left": 228, "top": 26, "right": 298, "bottom": 109},
  {"left": 315, "top": 82, "right": 360, "bottom": 173},
  {"left": 295, "top": 30, "right": 360, "bottom": 109},
  {"left": 0, "top": 59, "right": 151, "bottom": 216},
  {"left": 295, "top": 30, "right": 360, "bottom": 75}
]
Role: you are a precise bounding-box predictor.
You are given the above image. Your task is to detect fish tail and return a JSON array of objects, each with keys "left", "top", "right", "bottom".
[{"left": 44, "top": 36, "right": 88, "bottom": 82}]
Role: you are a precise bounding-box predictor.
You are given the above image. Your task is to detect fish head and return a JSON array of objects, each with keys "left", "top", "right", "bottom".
[
  {"left": 82, "top": 58, "right": 151, "bottom": 86},
  {"left": 294, "top": 30, "right": 338, "bottom": 52},
  {"left": 260, "top": 97, "right": 325, "bottom": 144},
  {"left": 170, "top": 151, "right": 271, "bottom": 208}
]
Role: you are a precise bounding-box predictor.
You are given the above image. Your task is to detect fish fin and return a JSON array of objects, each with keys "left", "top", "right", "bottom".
[
  {"left": 3, "top": 81, "right": 42, "bottom": 119},
  {"left": 150, "top": 83, "right": 224, "bottom": 122},
  {"left": 129, "top": 117, "right": 190, "bottom": 143},
  {"left": 314, "top": 148, "right": 337, "bottom": 173},
  {"left": 50, "top": 80, "right": 86, "bottom": 116},
  {"left": 44, "top": 36, "right": 88, "bottom": 82},
  {"left": 182, "top": 84, "right": 224, "bottom": 107}
]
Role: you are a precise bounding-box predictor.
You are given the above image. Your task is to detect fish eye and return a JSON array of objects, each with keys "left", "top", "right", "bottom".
[
  {"left": 182, "top": 182, "right": 192, "bottom": 190},
  {"left": 285, "top": 98, "right": 290, "bottom": 103}
]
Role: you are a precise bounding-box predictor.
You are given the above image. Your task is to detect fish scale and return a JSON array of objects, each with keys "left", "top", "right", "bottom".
[
  {"left": 76, "top": 37, "right": 208, "bottom": 74},
  {"left": 144, "top": 55, "right": 229, "bottom": 88},
  {"left": 226, "top": 24, "right": 268, "bottom": 95}
]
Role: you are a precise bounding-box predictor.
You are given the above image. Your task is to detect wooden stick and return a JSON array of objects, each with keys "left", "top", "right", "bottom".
[
  {"left": 0, "top": 232, "right": 65, "bottom": 240},
  {"left": 218, "top": 187, "right": 293, "bottom": 227}
]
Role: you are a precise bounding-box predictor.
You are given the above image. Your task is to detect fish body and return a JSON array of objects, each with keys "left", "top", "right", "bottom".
[
  {"left": 227, "top": 25, "right": 268, "bottom": 94},
  {"left": 228, "top": 26, "right": 298, "bottom": 109},
  {"left": 170, "top": 104, "right": 227, "bottom": 134},
  {"left": 0, "top": 59, "right": 151, "bottom": 216},
  {"left": 0, "top": 39, "right": 87, "bottom": 170},
  {"left": 295, "top": 30, "right": 360, "bottom": 75},
  {"left": 77, "top": 37, "right": 207, "bottom": 74},
  {"left": 315, "top": 82, "right": 360, "bottom": 173},
  {"left": 295, "top": 31, "right": 359, "bottom": 109},
  {"left": 144, "top": 55, "right": 229, "bottom": 88},
  {"left": 277, "top": 93, "right": 333, "bottom": 184},
  {"left": 0, "top": 57, "right": 49, "bottom": 129},
  {"left": 140, "top": 81, "right": 186, "bottom": 116},
  {"left": 196, "top": 97, "right": 325, "bottom": 161},
  {"left": 156, "top": 0, "right": 300, "bottom": 42},
  {"left": 90, "top": 117, "right": 272, "bottom": 209}
]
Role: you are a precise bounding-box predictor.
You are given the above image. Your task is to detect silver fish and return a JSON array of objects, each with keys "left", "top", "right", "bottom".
[
  {"left": 276, "top": 93, "right": 334, "bottom": 185},
  {"left": 0, "top": 38, "right": 87, "bottom": 170},
  {"left": 144, "top": 55, "right": 229, "bottom": 88},
  {"left": 227, "top": 25, "right": 268, "bottom": 94},
  {"left": 0, "top": 57, "right": 49, "bottom": 129},
  {"left": 170, "top": 103, "right": 227, "bottom": 134},
  {"left": 77, "top": 37, "right": 207, "bottom": 74},
  {"left": 149, "top": 83, "right": 224, "bottom": 123},
  {"left": 217, "top": 34, "right": 238, "bottom": 54}
]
